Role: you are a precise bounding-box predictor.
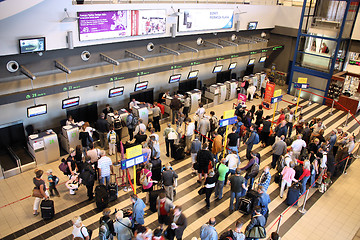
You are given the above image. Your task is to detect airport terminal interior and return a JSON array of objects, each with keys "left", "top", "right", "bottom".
[{"left": 1, "top": 0, "right": 360, "bottom": 239}]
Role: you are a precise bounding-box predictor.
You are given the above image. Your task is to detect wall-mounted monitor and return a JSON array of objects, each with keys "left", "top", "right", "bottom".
[
  {"left": 108, "top": 86, "right": 124, "bottom": 98},
  {"left": 247, "top": 22, "right": 258, "bottom": 30},
  {"left": 259, "top": 56, "right": 267, "bottom": 63},
  {"left": 228, "top": 62, "right": 237, "bottom": 70},
  {"left": 62, "top": 96, "right": 80, "bottom": 109},
  {"left": 19, "top": 37, "right": 45, "bottom": 54},
  {"left": 169, "top": 74, "right": 181, "bottom": 83},
  {"left": 134, "top": 81, "right": 149, "bottom": 92},
  {"left": 247, "top": 58, "right": 256, "bottom": 65},
  {"left": 212, "top": 65, "right": 223, "bottom": 73},
  {"left": 27, "top": 104, "right": 47, "bottom": 118},
  {"left": 187, "top": 70, "right": 199, "bottom": 79}
]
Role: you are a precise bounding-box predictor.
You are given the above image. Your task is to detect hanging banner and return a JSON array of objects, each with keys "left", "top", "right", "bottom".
[{"left": 237, "top": 93, "right": 247, "bottom": 103}]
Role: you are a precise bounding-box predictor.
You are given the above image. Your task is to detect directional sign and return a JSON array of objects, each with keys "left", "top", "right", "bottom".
[
  {"left": 294, "top": 83, "right": 309, "bottom": 89},
  {"left": 219, "top": 116, "right": 237, "bottom": 127},
  {"left": 298, "top": 77, "right": 307, "bottom": 84},
  {"left": 271, "top": 95, "right": 283, "bottom": 104},
  {"left": 126, "top": 145, "right": 142, "bottom": 159},
  {"left": 273, "top": 89, "right": 282, "bottom": 97},
  {"left": 223, "top": 109, "right": 235, "bottom": 119},
  {"left": 121, "top": 154, "right": 146, "bottom": 170}
]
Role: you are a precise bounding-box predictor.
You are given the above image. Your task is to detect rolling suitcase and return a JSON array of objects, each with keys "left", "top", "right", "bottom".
[
  {"left": 95, "top": 185, "right": 109, "bottom": 211},
  {"left": 108, "top": 174, "right": 118, "bottom": 202},
  {"left": 40, "top": 199, "right": 55, "bottom": 220},
  {"left": 238, "top": 197, "right": 252, "bottom": 215},
  {"left": 149, "top": 189, "right": 163, "bottom": 213},
  {"left": 286, "top": 183, "right": 301, "bottom": 206},
  {"left": 173, "top": 144, "right": 185, "bottom": 160}
]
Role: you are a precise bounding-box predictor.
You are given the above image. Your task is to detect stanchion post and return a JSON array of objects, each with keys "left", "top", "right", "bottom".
[
  {"left": 300, "top": 106, "right": 303, "bottom": 114},
  {"left": 308, "top": 92, "right": 312, "bottom": 105},
  {"left": 342, "top": 157, "right": 350, "bottom": 175},
  {"left": 271, "top": 102, "right": 278, "bottom": 129},
  {"left": 330, "top": 99, "right": 335, "bottom": 115},
  {"left": 276, "top": 214, "right": 283, "bottom": 234},
  {"left": 344, "top": 110, "right": 350, "bottom": 127},
  {"left": 295, "top": 89, "right": 302, "bottom": 116},
  {"left": 133, "top": 165, "right": 136, "bottom": 194},
  {"left": 298, "top": 189, "right": 310, "bottom": 214},
  {"left": 275, "top": 100, "right": 280, "bottom": 114},
  {"left": 293, "top": 88, "right": 298, "bottom": 101},
  {"left": 222, "top": 125, "right": 229, "bottom": 158},
  {"left": 355, "top": 141, "right": 360, "bottom": 158}
]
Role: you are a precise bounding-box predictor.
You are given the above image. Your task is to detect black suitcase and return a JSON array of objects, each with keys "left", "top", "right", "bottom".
[
  {"left": 286, "top": 183, "right": 301, "bottom": 206},
  {"left": 40, "top": 199, "right": 55, "bottom": 220},
  {"left": 238, "top": 197, "right": 252, "bottom": 214},
  {"left": 173, "top": 144, "right": 185, "bottom": 160},
  {"left": 274, "top": 172, "right": 281, "bottom": 185},
  {"left": 108, "top": 183, "right": 118, "bottom": 202},
  {"left": 149, "top": 189, "right": 164, "bottom": 213},
  {"left": 246, "top": 189, "right": 259, "bottom": 209},
  {"left": 95, "top": 185, "right": 109, "bottom": 211}
]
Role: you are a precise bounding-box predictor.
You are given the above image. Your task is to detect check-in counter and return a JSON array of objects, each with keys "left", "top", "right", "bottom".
[
  {"left": 132, "top": 104, "right": 153, "bottom": 125},
  {"left": 205, "top": 84, "right": 220, "bottom": 106},
  {"left": 28, "top": 130, "right": 60, "bottom": 166},
  {"left": 217, "top": 83, "right": 227, "bottom": 103},
  {"left": 59, "top": 125, "right": 81, "bottom": 154},
  {"left": 225, "top": 80, "right": 238, "bottom": 100},
  {"left": 187, "top": 89, "right": 202, "bottom": 113}
]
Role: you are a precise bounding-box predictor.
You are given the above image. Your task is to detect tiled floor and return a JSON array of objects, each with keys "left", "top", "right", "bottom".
[{"left": 0, "top": 86, "right": 359, "bottom": 239}]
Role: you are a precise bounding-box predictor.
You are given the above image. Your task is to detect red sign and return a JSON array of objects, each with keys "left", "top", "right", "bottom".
[
  {"left": 262, "top": 82, "right": 275, "bottom": 109},
  {"left": 238, "top": 93, "right": 247, "bottom": 104}
]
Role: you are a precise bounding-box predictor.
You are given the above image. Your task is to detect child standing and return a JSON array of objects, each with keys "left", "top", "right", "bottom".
[
  {"left": 107, "top": 126, "right": 117, "bottom": 156},
  {"left": 47, "top": 170, "right": 60, "bottom": 197},
  {"left": 319, "top": 171, "right": 332, "bottom": 193}
]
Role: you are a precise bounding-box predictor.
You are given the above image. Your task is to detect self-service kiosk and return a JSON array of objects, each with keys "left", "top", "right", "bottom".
[
  {"left": 225, "top": 80, "right": 238, "bottom": 100},
  {"left": 205, "top": 84, "right": 220, "bottom": 106},
  {"left": 28, "top": 130, "right": 60, "bottom": 166},
  {"left": 187, "top": 89, "right": 202, "bottom": 113},
  {"left": 59, "top": 125, "right": 81, "bottom": 153},
  {"left": 217, "top": 83, "right": 227, "bottom": 103},
  {"left": 132, "top": 104, "right": 152, "bottom": 125}
]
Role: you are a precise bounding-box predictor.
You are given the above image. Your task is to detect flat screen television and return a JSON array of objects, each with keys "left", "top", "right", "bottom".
[
  {"left": 247, "top": 58, "right": 256, "bottom": 65},
  {"left": 247, "top": 22, "right": 258, "bottom": 30},
  {"left": 134, "top": 81, "right": 149, "bottom": 92},
  {"left": 228, "top": 62, "right": 237, "bottom": 70},
  {"left": 259, "top": 56, "right": 267, "bottom": 63},
  {"left": 19, "top": 37, "right": 45, "bottom": 54},
  {"left": 27, "top": 104, "right": 47, "bottom": 118},
  {"left": 62, "top": 96, "right": 80, "bottom": 109},
  {"left": 130, "top": 88, "right": 154, "bottom": 104},
  {"left": 187, "top": 70, "right": 199, "bottom": 79},
  {"left": 169, "top": 74, "right": 181, "bottom": 83},
  {"left": 108, "top": 87, "right": 124, "bottom": 98},
  {"left": 212, "top": 65, "right": 223, "bottom": 73}
]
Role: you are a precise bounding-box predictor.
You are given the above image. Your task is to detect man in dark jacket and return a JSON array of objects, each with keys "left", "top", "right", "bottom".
[
  {"left": 275, "top": 120, "right": 287, "bottom": 142},
  {"left": 166, "top": 205, "right": 188, "bottom": 240},
  {"left": 162, "top": 163, "right": 178, "bottom": 201},
  {"left": 245, "top": 206, "right": 266, "bottom": 239},
  {"left": 245, "top": 125, "right": 258, "bottom": 160},
  {"left": 196, "top": 143, "right": 214, "bottom": 183},
  {"left": 96, "top": 113, "right": 109, "bottom": 149},
  {"left": 79, "top": 156, "right": 96, "bottom": 200},
  {"left": 170, "top": 95, "right": 183, "bottom": 125},
  {"left": 254, "top": 186, "right": 271, "bottom": 220}
]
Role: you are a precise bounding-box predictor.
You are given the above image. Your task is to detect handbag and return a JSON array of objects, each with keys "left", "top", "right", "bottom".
[
  {"left": 32, "top": 188, "right": 43, "bottom": 198},
  {"left": 245, "top": 225, "right": 266, "bottom": 239},
  {"left": 198, "top": 187, "right": 206, "bottom": 195}
]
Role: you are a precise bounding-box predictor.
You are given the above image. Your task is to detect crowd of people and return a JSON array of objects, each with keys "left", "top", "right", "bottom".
[{"left": 31, "top": 91, "right": 357, "bottom": 240}]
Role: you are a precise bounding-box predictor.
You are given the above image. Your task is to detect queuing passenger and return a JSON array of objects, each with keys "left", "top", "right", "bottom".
[
  {"left": 111, "top": 111, "right": 122, "bottom": 140},
  {"left": 198, "top": 116, "right": 210, "bottom": 144},
  {"left": 241, "top": 151, "right": 259, "bottom": 191},
  {"left": 200, "top": 218, "right": 218, "bottom": 240},
  {"left": 72, "top": 216, "right": 90, "bottom": 240},
  {"left": 328, "top": 129, "right": 337, "bottom": 151},
  {"left": 185, "top": 118, "right": 195, "bottom": 155},
  {"left": 254, "top": 186, "right": 271, "bottom": 220},
  {"left": 190, "top": 135, "right": 202, "bottom": 173},
  {"left": 130, "top": 194, "right": 146, "bottom": 229},
  {"left": 271, "top": 135, "right": 287, "bottom": 169},
  {"left": 98, "top": 150, "right": 114, "bottom": 186},
  {"left": 134, "top": 119, "right": 147, "bottom": 136},
  {"left": 302, "top": 122, "right": 311, "bottom": 145},
  {"left": 162, "top": 163, "right": 178, "bottom": 201},
  {"left": 102, "top": 104, "right": 114, "bottom": 118},
  {"left": 182, "top": 93, "right": 191, "bottom": 118},
  {"left": 295, "top": 114, "right": 305, "bottom": 135},
  {"left": 163, "top": 123, "right": 176, "bottom": 158},
  {"left": 280, "top": 162, "right": 298, "bottom": 198},
  {"left": 226, "top": 150, "right": 240, "bottom": 175},
  {"left": 204, "top": 169, "right": 217, "bottom": 209},
  {"left": 32, "top": 169, "right": 49, "bottom": 216},
  {"left": 196, "top": 143, "right": 213, "bottom": 183},
  {"left": 209, "top": 111, "right": 218, "bottom": 139},
  {"left": 254, "top": 105, "right": 263, "bottom": 127},
  {"left": 291, "top": 134, "right": 307, "bottom": 160},
  {"left": 107, "top": 126, "right": 117, "bottom": 156},
  {"left": 135, "top": 129, "right": 148, "bottom": 145},
  {"left": 227, "top": 168, "right": 247, "bottom": 211},
  {"left": 66, "top": 148, "right": 78, "bottom": 176},
  {"left": 96, "top": 113, "right": 110, "bottom": 149},
  {"left": 260, "top": 76, "right": 268, "bottom": 99},
  {"left": 214, "top": 158, "right": 229, "bottom": 201},
  {"left": 141, "top": 163, "right": 157, "bottom": 204},
  {"left": 152, "top": 228, "right": 165, "bottom": 240},
  {"left": 258, "top": 166, "right": 271, "bottom": 192},
  {"left": 211, "top": 131, "right": 223, "bottom": 163},
  {"left": 285, "top": 110, "right": 295, "bottom": 138},
  {"left": 79, "top": 156, "right": 96, "bottom": 200},
  {"left": 83, "top": 122, "right": 95, "bottom": 141},
  {"left": 296, "top": 159, "right": 311, "bottom": 195},
  {"left": 260, "top": 116, "right": 272, "bottom": 147},
  {"left": 152, "top": 102, "right": 162, "bottom": 132},
  {"left": 245, "top": 124, "right": 258, "bottom": 160},
  {"left": 99, "top": 208, "right": 115, "bottom": 239},
  {"left": 156, "top": 192, "right": 174, "bottom": 230},
  {"left": 227, "top": 126, "right": 240, "bottom": 153},
  {"left": 231, "top": 220, "right": 245, "bottom": 240},
  {"left": 275, "top": 120, "right": 287, "bottom": 143},
  {"left": 170, "top": 95, "right": 183, "bottom": 125},
  {"left": 79, "top": 124, "right": 92, "bottom": 152},
  {"left": 126, "top": 109, "right": 137, "bottom": 141},
  {"left": 166, "top": 205, "right": 188, "bottom": 240},
  {"left": 149, "top": 135, "right": 161, "bottom": 160},
  {"left": 276, "top": 109, "right": 285, "bottom": 125},
  {"left": 134, "top": 225, "right": 153, "bottom": 240},
  {"left": 245, "top": 206, "right": 266, "bottom": 237},
  {"left": 114, "top": 210, "right": 133, "bottom": 240}
]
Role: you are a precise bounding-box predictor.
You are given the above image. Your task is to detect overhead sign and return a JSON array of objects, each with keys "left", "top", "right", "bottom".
[
  {"left": 178, "top": 9, "right": 233, "bottom": 32},
  {"left": 219, "top": 116, "right": 237, "bottom": 127},
  {"left": 294, "top": 83, "right": 309, "bottom": 89},
  {"left": 78, "top": 10, "right": 166, "bottom": 41},
  {"left": 121, "top": 154, "right": 146, "bottom": 169},
  {"left": 223, "top": 109, "right": 235, "bottom": 119},
  {"left": 126, "top": 144, "right": 142, "bottom": 159}
]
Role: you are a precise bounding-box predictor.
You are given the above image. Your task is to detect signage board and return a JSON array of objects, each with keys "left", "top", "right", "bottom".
[
  {"left": 219, "top": 116, "right": 237, "bottom": 127},
  {"left": 126, "top": 144, "right": 142, "bottom": 159},
  {"left": 121, "top": 154, "right": 146, "bottom": 169},
  {"left": 223, "top": 109, "right": 235, "bottom": 119}
]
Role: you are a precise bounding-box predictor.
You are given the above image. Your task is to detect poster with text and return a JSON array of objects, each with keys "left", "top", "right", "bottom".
[
  {"left": 131, "top": 10, "right": 166, "bottom": 36},
  {"left": 178, "top": 9, "right": 233, "bottom": 32}
]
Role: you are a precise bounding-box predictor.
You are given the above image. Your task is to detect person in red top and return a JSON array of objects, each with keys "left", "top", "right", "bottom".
[
  {"left": 156, "top": 192, "right": 174, "bottom": 230},
  {"left": 152, "top": 228, "right": 165, "bottom": 240},
  {"left": 296, "top": 159, "right": 311, "bottom": 195},
  {"left": 276, "top": 109, "right": 285, "bottom": 125}
]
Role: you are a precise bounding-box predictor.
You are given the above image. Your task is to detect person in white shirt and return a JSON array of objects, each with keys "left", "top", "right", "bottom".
[
  {"left": 182, "top": 93, "right": 191, "bottom": 118},
  {"left": 198, "top": 116, "right": 211, "bottom": 144},
  {"left": 134, "top": 119, "right": 147, "bottom": 136},
  {"left": 347, "top": 135, "right": 355, "bottom": 154},
  {"left": 66, "top": 115, "right": 75, "bottom": 126},
  {"left": 291, "top": 134, "right": 307, "bottom": 160},
  {"left": 162, "top": 90, "right": 171, "bottom": 100},
  {"left": 195, "top": 103, "right": 206, "bottom": 129},
  {"left": 185, "top": 118, "right": 195, "bottom": 154},
  {"left": 72, "top": 216, "right": 90, "bottom": 240},
  {"left": 225, "top": 151, "right": 240, "bottom": 175},
  {"left": 129, "top": 99, "right": 140, "bottom": 110},
  {"left": 285, "top": 110, "right": 295, "bottom": 138},
  {"left": 247, "top": 85, "right": 257, "bottom": 101},
  {"left": 260, "top": 76, "right": 269, "bottom": 98},
  {"left": 149, "top": 128, "right": 159, "bottom": 142},
  {"left": 98, "top": 150, "right": 114, "bottom": 186}
]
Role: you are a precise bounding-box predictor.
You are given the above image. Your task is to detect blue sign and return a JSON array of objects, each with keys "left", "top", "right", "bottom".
[
  {"left": 121, "top": 154, "right": 146, "bottom": 170},
  {"left": 271, "top": 95, "right": 283, "bottom": 104},
  {"left": 219, "top": 116, "right": 238, "bottom": 127},
  {"left": 294, "top": 83, "right": 309, "bottom": 89}
]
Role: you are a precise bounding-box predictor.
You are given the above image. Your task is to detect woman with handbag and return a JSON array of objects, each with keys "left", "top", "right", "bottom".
[{"left": 32, "top": 169, "right": 49, "bottom": 216}]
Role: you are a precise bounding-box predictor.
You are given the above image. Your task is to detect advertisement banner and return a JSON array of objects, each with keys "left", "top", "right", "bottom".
[
  {"left": 78, "top": 10, "right": 166, "bottom": 41},
  {"left": 264, "top": 82, "right": 275, "bottom": 103},
  {"left": 178, "top": 9, "right": 233, "bottom": 32},
  {"left": 238, "top": 93, "right": 247, "bottom": 103}
]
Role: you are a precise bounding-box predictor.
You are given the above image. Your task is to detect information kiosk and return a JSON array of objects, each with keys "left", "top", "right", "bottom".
[
  {"left": 28, "top": 130, "right": 60, "bottom": 166},
  {"left": 59, "top": 124, "right": 81, "bottom": 153}
]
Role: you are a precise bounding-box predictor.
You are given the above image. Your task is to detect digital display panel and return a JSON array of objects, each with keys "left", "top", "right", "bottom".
[
  {"left": 212, "top": 65, "right": 223, "bottom": 73},
  {"left": 187, "top": 70, "right": 199, "bottom": 79},
  {"left": 62, "top": 96, "right": 80, "bottom": 109},
  {"left": 19, "top": 37, "right": 45, "bottom": 54},
  {"left": 169, "top": 74, "right": 181, "bottom": 83},
  {"left": 248, "top": 22, "right": 258, "bottom": 30},
  {"left": 247, "top": 58, "right": 256, "bottom": 65},
  {"left": 134, "top": 81, "right": 149, "bottom": 91},
  {"left": 259, "top": 56, "right": 267, "bottom": 63},
  {"left": 228, "top": 62, "right": 237, "bottom": 70},
  {"left": 108, "top": 86, "right": 124, "bottom": 98},
  {"left": 27, "top": 104, "right": 47, "bottom": 118}
]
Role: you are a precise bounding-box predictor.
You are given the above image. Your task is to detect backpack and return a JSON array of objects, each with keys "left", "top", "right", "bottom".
[
  {"left": 247, "top": 162, "right": 259, "bottom": 178},
  {"left": 325, "top": 47, "right": 329, "bottom": 53},
  {"left": 210, "top": 116, "right": 218, "bottom": 130},
  {"left": 235, "top": 121, "right": 243, "bottom": 135},
  {"left": 140, "top": 170, "right": 150, "bottom": 186},
  {"left": 126, "top": 114, "right": 137, "bottom": 129},
  {"left": 80, "top": 226, "right": 93, "bottom": 240},
  {"left": 113, "top": 116, "right": 122, "bottom": 129},
  {"left": 109, "top": 131, "right": 117, "bottom": 144},
  {"left": 59, "top": 159, "right": 68, "bottom": 174},
  {"left": 214, "top": 163, "right": 221, "bottom": 180},
  {"left": 219, "top": 230, "right": 235, "bottom": 240},
  {"left": 253, "top": 132, "right": 260, "bottom": 144},
  {"left": 52, "top": 175, "right": 59, "bottom": 185},
  {"left": 99, "top": 219, "right": 111, "bottom": 239}
]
